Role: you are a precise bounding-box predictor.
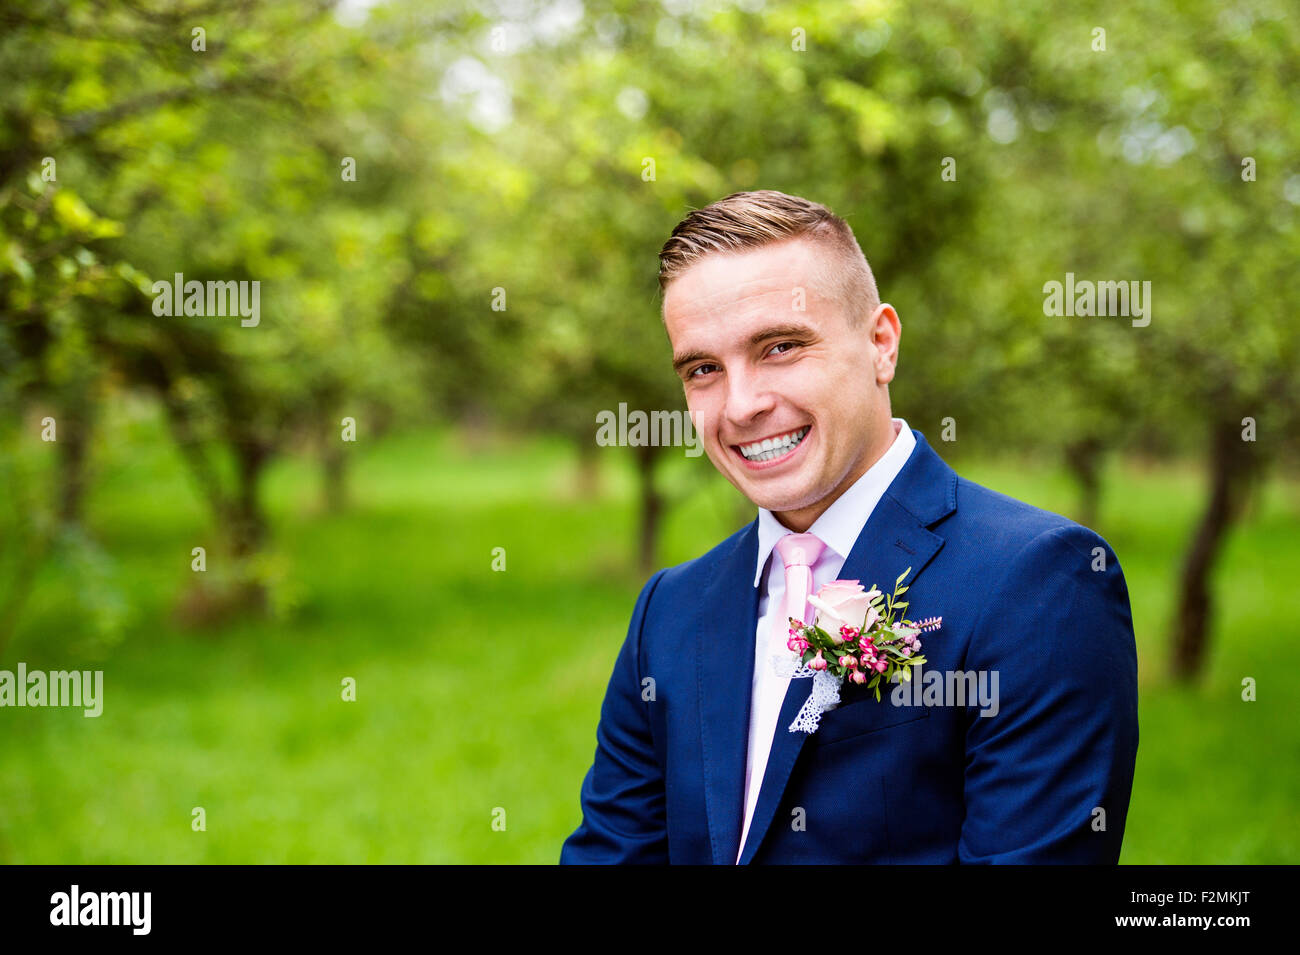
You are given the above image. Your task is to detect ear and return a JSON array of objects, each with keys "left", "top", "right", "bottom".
[{"left": 868, "top": 303, "right": 901, "bottom": 384}]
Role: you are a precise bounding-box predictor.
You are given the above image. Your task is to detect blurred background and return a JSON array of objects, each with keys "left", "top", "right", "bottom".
[{"left": 1, "top": 0, "right": 1297, "bottom": 863}]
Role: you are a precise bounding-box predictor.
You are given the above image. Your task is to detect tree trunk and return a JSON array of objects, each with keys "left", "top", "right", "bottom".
[
  {"left": 635, "top": 443, "right": 662, "bottom": 575},
  {"left": 56, "top": 390, "right": 95, "bottom": 526},
  {"left": 314, "top": 388, "right": 347, "bottom": 512},
  {"left": 162, "top": 396, "right": 230, "bottom": 526},
  {"left": 321, "top": 435, "right": 347, "bottom": 512},
  {"left": 1170, "top": 419, "right": 1256, "bottom": 682},
  {"left": 228, "top": 439, "right": 271, "bottom": 610},
  {"left": 575, "top": 440, "right": 601, "bottom": 499},
  {"left": 1064, "top": 436, "right": 1103, "bottom": 530},
  {"left": 230, "top": 442, "right": 269, "bottom": 552}
]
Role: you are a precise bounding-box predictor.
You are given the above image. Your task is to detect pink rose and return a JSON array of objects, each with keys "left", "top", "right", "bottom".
[{"left": 808, "top": 580, "right": 881, "bottom": 636}]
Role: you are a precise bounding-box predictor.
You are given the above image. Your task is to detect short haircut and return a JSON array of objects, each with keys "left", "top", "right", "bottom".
[{"left": 657, "top": 189, "right": 879, "bottom": 323}]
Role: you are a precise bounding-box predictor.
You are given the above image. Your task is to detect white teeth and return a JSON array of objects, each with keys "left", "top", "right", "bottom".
[{"left": 737, "top": 426, "right": 809, "bottom": 462}]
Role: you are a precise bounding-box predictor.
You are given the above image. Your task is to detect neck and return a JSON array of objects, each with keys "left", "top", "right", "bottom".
[{"left": 773, "top": 416, "right": 897, "bottom": 532}]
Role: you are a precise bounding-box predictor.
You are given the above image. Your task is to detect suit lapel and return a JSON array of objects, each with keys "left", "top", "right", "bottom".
[
  {"left": 697, "top": 521, "right": 760, "bottom": 865},
  {"left": 736, "top": 430, "right": 956, "bottom": 864}
]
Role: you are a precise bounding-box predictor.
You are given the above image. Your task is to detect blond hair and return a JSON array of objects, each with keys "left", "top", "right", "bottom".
[{"left": 657, "top": 190, "right": 879, "bottom": 322}]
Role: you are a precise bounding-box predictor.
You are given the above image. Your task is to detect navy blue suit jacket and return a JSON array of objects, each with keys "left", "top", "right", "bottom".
[{"left": 561, "top": 430, "right": 1139, "bottom": 864}]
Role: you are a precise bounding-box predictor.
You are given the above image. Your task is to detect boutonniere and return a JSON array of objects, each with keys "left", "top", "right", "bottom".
[{"left": 774, "top": 568, "right": 942, "bottom": 734}]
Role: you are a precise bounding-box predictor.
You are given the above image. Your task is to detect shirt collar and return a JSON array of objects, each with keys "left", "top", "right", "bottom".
[{"left": 753, "top": 418, "right": 916, "bottom": 587}]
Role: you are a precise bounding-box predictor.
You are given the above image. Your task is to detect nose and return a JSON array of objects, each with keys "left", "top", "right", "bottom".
[{"left": 723, "top": 366, "right": 777, "bottom": 432}]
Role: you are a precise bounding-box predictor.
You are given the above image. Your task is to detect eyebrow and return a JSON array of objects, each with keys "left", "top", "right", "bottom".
[{"left": 671, "top": 322, "right": 818, "bottom": 374}]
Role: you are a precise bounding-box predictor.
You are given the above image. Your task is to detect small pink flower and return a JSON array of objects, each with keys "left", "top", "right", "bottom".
[
  {"left": 874, "top": 659, "right": 888, "bottom": 673},
  {"left": 838, "top": 654, "right": 858, "bottom": 669},
  {"left": 787, "top": 635, "right": 808, "bottom": 653},
  {"left": 913, "top": 639, "right": 922, "bottom": 651},
  {"left": 809, "top": 651, "right": 828, "bottom": 671},
  {"left": 839, "top": 625, "right": 860, "bottom": 641},
  {"left": 851, "top": 670, "right": 867, "bottom": 684},
  {"left": 901, "top": 647, "right": 913, "bottom": 657}
]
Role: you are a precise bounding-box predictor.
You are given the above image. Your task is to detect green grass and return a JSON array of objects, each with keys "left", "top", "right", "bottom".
[{"left": 1, "top": 405, "right": 1297, "bottom": 863}]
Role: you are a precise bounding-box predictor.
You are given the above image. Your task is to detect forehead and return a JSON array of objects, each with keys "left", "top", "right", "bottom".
[
  {"left": 665, "top": 237, "right": 826, "bottom": 315},
  {"left": 662, "top": 237, "right": 835, "bottom": 335}
]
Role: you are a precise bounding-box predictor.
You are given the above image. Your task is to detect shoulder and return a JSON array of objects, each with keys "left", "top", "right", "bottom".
[
  {"left": 946, "top": 474, "right": 1115, "bottom": 565},
  {"left": 891, "top": 431, "right": 1113, "bottom": 564},
  {"left": 956, "top": 475, "right": 1107, "bottom": 548},
  {"left": 944, "top": 479, "right": 1135, "bottom": 672}
]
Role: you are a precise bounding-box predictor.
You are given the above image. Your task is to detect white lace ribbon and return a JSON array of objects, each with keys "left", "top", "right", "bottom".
[{"left": 770, "top": 653, "right": 844, "bottom": 734}]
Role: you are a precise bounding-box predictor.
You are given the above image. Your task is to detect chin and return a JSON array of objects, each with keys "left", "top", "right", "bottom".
[{"left": 742, "top": 477, "right": 826, "bottom": 515}]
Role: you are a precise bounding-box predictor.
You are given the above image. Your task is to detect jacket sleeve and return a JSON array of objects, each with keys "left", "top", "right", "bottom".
[
  {"left": 958, "top": 524, "right": 1139, "bottom": 863},
  {"left": 559, "top": 568, "right": 669, "bottom": 864}
]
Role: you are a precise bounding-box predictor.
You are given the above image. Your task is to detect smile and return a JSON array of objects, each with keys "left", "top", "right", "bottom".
[{"left": 732, "top": 426, "right": 810, "bottom": 464}]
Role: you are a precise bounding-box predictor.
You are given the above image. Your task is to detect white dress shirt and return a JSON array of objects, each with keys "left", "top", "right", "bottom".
[{"left": 736, "top": 417, "right": 916, "bottom": 863}]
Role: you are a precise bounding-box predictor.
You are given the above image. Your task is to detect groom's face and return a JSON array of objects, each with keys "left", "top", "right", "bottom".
[{"left": 663, "top": 237, "right": 899, "bottom": 529}]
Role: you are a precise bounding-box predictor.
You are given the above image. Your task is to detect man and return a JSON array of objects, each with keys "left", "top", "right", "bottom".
[{"left": 560, "top": 190, "right": 1138, "bottom": 864}]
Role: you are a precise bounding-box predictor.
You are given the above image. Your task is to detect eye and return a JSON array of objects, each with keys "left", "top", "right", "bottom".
[
  {"left": 687, "top": 362, "right": 720, "bottom": 380},
  {"left": 767, "top": 341, "right": 799, "bottom": 357}
]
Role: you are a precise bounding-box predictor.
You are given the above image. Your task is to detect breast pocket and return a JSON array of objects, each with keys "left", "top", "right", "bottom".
[{"left": 807, "top": 693, "right": 930, "bottom": 747}]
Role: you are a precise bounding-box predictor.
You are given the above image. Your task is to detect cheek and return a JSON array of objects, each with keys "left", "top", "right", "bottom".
[
  {"left": 688, "top": 398, "right": 726, "bottom": 451},
  {"left": 770, "top": 366, "right": 820, "bottom": 409},
  {"left": 792, "top": 380, "right": 842, "bottom": 427},
  {"left": 688, "top": 395, "right": 718, "bottom": 429},
  {"left": 811, "top": 369, "right": 870, "bottom": 420}
]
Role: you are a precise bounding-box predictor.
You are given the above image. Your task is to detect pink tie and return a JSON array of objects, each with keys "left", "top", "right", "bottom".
[{"left": 772, "top": 533, "right": 827, "bottom": 646}]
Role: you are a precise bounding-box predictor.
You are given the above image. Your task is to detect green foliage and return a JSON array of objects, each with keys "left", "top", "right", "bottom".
[
  {"left": 0, "top": 420, "right": 1296, "bottom": 862},
  {"left": 1, "top": 0, "right": 1298, "bottom": 857}
]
